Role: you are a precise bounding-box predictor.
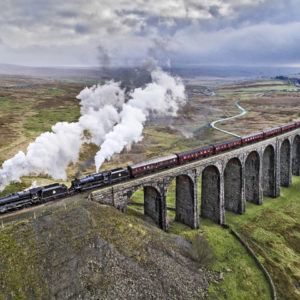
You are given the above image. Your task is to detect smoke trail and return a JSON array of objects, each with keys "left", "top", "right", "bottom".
[
  {"left": 97, "top": 44, "right": 111, "bottom": 70},
  {"left": 94, "top": 68, "right": 186, "bottom": 171},
  {"left": 0, "top": 81, "right": 125, "bottom": 191}
]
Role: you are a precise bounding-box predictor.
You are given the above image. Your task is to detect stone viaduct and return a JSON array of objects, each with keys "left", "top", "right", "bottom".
[{"left": 91, "top": 129, "right": 300, "bottom": 231}]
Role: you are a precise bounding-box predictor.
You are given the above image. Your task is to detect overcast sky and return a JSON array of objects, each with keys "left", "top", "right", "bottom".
[{"left": 1, "top": 0, "right": 300, "bottom": 67}]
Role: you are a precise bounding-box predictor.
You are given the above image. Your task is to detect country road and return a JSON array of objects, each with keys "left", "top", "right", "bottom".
[{"left": 210, "top": 100, "right": 247, "bottom": 138}]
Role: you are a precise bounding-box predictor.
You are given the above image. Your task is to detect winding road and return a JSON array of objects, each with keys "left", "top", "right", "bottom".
[{"left": 210, "top": 100, "right": 247, "bottom": 138}]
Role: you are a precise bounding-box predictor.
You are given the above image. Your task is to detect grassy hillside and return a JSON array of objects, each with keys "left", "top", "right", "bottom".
[
  {"left": 129, "top": 176, "right": 300, "bottom": 299},
  {"left": 130, "top": 190, "right": 271, "bottom": 299},
  {"left": 227, "top": 176, "right": 300, "bottom": 300},
  {"left": 0, "top": 199, "right": 219, "bottom": 299},
  {"left": 169, "top": 221, "right": 271, "bottom": 300}
]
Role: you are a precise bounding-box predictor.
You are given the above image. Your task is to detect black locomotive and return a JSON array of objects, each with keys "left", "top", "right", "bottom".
[
  {"left": 0, "top": 183, "right": 68, "bottom": 214},
  {"left": 1, "top": 120, "right": 299, "bottom": 215},
  {"left": 70, "top": 168, "right": 129, "bottom": 192}
]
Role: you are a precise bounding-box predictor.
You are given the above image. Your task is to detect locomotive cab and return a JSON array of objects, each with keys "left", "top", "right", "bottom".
[
  {"left": 103, "top": 171, "right": 110, "bottom": 182},
  {"left": 40, "top": 183, "right": 68, "bottom": 202},
  {"left": 110, "top": 168, "right": 130, "bottom": 182},
  {"left": 28, "top": 187, "right": 42, "bottom": 203}
]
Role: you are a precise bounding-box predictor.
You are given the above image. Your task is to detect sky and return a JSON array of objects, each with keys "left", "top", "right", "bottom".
[{"left": 0, "top": 0, "right": 300, "bottom": 67}]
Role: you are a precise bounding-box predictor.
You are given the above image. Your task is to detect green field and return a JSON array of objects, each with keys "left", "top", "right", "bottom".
[{"left": 227, "top": 176, "right": 300, "bottom": 300}]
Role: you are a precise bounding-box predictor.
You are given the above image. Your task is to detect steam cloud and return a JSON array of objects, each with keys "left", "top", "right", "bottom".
[
  {"left": 94, "top": 68, "right": 186, "bottom": 171},
  {"left": 0, "top": 68, "right": 185, "bottom": 191}
]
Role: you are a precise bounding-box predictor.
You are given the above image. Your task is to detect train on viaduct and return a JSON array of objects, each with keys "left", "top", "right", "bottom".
[{"left": 91, "top": 128, "right": 300, "bottom": 231}]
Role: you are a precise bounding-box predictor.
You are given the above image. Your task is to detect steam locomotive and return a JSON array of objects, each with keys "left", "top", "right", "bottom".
[
  {"left": 0, "top": 183, "right": 68, "bottom": 214},
  {"left": 1, "top": 120, "right": 299, "bottom": 215},
  {"left": 70, "top": 168, "right": 129, "bottom": 192}
]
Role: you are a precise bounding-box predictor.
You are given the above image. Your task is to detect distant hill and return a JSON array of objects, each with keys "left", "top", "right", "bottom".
[
  {"left": 0, "top": 63, "right": 100, "bottom": 79},
  {"left": 170, "top": 65, "right": 300, "bottom": 78},
  {"left": 1, "top": 63, "right": 300, "bottom": 82}
]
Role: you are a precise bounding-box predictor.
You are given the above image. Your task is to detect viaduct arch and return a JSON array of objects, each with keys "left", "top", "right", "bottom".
[{"left": 144, "top": 186, "right": 164, "bottom": 229}]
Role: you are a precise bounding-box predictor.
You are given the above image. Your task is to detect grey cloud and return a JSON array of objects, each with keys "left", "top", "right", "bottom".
[
  {"left": 57, "top": 11, "right": 78, "bottom": 18},
  {"left": 171, "top": 21, "right": 300, "bottom": 65},
  {"left": 75, "top": 24, "right": 91, "bottom": 34},
  {"left": 0, "top": 0, "right": 300, "bottom": 67},
  {"left": 208, "top": 6, "right": 221, "bottom": 18},
  {"left": 225, "top": 0, "right": 300, "bottom": 27}
]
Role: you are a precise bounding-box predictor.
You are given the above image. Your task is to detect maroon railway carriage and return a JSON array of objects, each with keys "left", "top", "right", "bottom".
[
  {"left": 281, "top": 122, "right": 296, "bottom": 132},
  {"left": 263, "top": 127, "right": 281, "bottom": 138},
  {"left": 242, "top": 132, "right": 264, "bottom": 145},
  {"left": 128, "top": 154, "right": 178, "bottom": 177},
  {"left": 296, "top": 120, "right": 300, "bottom": 128},
  {"left": 177, "top": 145, "right": 214, "bottom": 164},
  {"left": 214, "top": 138, "right": 242, "bottom": 153}
]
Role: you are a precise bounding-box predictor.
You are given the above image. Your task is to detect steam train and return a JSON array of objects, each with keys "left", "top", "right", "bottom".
[{"left": 1, "top": 120, "right": 299, "bottom": 215}]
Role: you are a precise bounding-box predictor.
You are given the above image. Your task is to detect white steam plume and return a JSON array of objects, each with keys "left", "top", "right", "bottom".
[
  {"left": 77, "top": 81, "right": 125, "bottom": 146},
  {"left": 95, "top": 68, "right": 186, "bottom": 171},
  {"left": 0, "top": 81, "right": 125, "bottom": 191}
]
